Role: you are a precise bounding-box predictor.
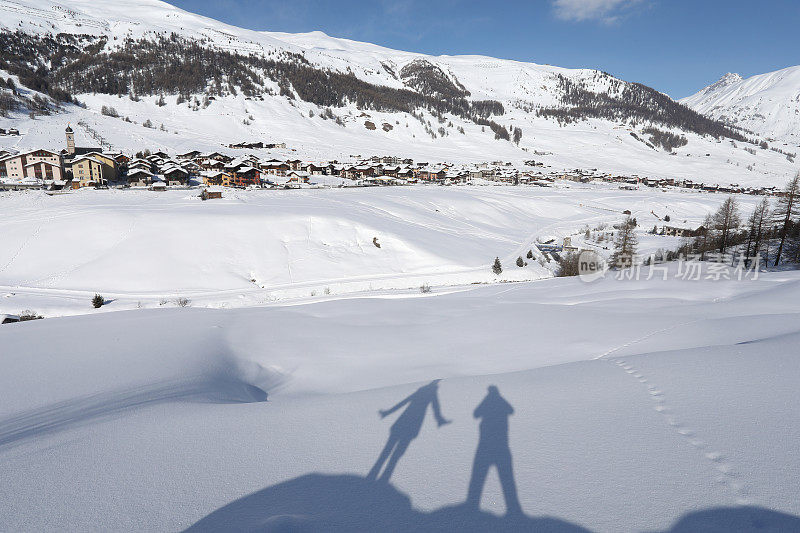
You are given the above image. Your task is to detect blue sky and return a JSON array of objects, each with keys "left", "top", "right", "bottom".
[{"left": 169, "top": 0, "right": 800, "bottom": 99}]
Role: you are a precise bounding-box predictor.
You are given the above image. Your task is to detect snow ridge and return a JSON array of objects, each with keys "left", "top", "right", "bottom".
[{"left": 682, "top": 66, "right": 800, "bottom": 144}]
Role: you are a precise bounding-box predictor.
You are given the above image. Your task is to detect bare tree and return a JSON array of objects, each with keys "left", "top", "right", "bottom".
[
  {"left": 773, "top": 173, "right": 800, "bottom": 266},
  {"left": 556, "top": 252, "right": 580, "bottom": 277},
  {"left": 610, "top": 216, "right": 638, "bottom": 269},
  {"left": 711, "top": 196, "right": 741, "bottom": 255},
  {"left": 693, "top": 214, "right": 714, "bottom": 260},
  {"left": 745, "top": 197, "right": 770, "bottom": 265}
]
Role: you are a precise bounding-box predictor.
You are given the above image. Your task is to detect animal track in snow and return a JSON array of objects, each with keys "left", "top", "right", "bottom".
[{"left": 611, "top": 358, "right": 750, "bottom": 505}]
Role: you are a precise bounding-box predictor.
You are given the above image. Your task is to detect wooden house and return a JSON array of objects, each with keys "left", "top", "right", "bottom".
[
  {"left": 285, "top": 170, "right": 310, "bottom": 184},
  {"left": 260, "top": 161, "right": 289, "bottom": 176},
  {"left": 201, "top": 170, "right": 229, "bottom": 186},
  {"left": 162, "top": 166, "right": 190, "bottom": 186},
  {"left": 302, "top": 162, "right": 329, "bottom": 175},
  {"left": 230, "top": 166, "right": 261, "bottom": 187},
  {"left": 417, "top": 168, "right": 446, "bottom": 181},
  {"left": 126, "top": 168, "right": 153, "bottom": 187}
]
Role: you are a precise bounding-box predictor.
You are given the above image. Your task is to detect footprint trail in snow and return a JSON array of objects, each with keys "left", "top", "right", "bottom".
[{"left": 610, "top": 357, "right": 751, "bottom": 506}]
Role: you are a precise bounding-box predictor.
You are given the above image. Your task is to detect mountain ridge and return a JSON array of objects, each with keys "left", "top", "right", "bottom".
[
  {"left": 681, "top": 66, "right": 800, "bottom": 146},
  {"left": 0, "top": 0, "right": 797, "bottom": 187}
]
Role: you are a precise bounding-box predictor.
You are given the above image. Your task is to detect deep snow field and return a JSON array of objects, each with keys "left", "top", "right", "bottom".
[
  {"left": 1, "top": 183, "right": 799, "bottom": 532},
  {"left": 1, "top": 264, "right": 799, "bottom": 532},
  {"left": 0, "top": 182, "right": 764, "bottom": 317}
]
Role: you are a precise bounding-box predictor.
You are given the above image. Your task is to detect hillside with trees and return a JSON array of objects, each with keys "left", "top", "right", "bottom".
[{"left": 0, "top": 29, "right": 748, "bottom": 143}]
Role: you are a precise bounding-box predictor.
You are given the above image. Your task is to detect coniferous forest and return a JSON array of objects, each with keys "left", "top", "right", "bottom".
[{"left": 0, "top": 30, "right": 746, "bottom": 141}]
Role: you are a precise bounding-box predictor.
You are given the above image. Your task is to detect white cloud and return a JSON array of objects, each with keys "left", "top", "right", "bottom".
[{"left": 552, "top": 0, "right": 644, "bottom": 24}]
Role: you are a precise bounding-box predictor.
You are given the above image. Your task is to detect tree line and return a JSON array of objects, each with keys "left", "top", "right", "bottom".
[
  {"left": 669, "top": 173, "right": 800, "bottom": 267},
  {"left": 556, "top": 173, "right": 800, "bottom": 278},
  {"left": 1, "top": 31, "right": 507, "bottom": 131},
  {"left": 2, "top": 29, "right": 750, "bottom": 147},
  {"left": 537, "top": 72, "right": 747, "bottom": 142}
]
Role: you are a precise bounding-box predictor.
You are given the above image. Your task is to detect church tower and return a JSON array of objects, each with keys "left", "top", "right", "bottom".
[{"left": 65, "top": 124, "right": 75, "bottom": 155}]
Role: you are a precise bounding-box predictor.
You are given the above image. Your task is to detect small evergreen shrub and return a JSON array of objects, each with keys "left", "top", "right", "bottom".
[{"left": 492, "top": 257, "right": 502, "bottom": 275}]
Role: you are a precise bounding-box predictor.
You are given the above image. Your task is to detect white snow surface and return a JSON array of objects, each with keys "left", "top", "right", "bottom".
[
  {"left": 0, "top": 183, "right": 761, "bottom": 316},
  {"left": 0, "top": 0, "right": 798, "bottom": 186},
  {"left": 1, "top": 3, "right": 800, "bottom": 530},
  {"left": 682, "top": 67, "right": 800, "bottom": 146},
  {"left": 1, "top": 184, "right": 799, "bottom": 531},
  {"left": 1, "top": 263, "right": 799, "bottom": 532}
]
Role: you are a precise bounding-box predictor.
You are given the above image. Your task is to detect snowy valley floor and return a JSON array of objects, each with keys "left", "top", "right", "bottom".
[
  {"left": 0, "top": 183, "right": 764, "bottom": 317},
  {"left": 1, "top": 266, "right": 800, "bottom": 532},
  {"left": 1, "top": 185, "right": 799, "bottom": 531}
]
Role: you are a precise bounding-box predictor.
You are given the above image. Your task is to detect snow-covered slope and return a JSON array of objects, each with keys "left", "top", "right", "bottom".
[
  {"left": 1, "top": 266, "right": 799, "bottom": 531},
  {"left": 1, "top": 0, "right": 797, "bottom": 186},
  {"left": 682, "top": 67, "right": 800, "bottom": 146},
  {"left": 0, "top": 184, "right": 763, "bottom": 317}
]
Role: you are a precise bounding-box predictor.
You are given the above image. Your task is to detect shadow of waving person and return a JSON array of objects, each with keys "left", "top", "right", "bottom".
[
  {"left": 184, "top": 380, "right": 800, "bottom": 533},
  {"left": 185, "top": 382, "right": 592, "bottom": 532},
  {"left": 466, "top": 385, "right": 522, "bottom": 515},
  {"left": 367, "top": 379, "right": 451, "bottom": 482}
]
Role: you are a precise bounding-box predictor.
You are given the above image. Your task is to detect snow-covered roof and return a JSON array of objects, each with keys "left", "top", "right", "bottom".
[
  {"left": 0, "top": 314, "right": 21, "bottom": 323},
  {"left": 200, "top": 170, "right": 228, "bottom": 178},
  {"left": 71, "top": 156, "right": 104, "bottom": 165},
  {"left": 126, "top": 168, "right": 152, "bottom": 177},
  {"left": 23, "top": 160, "right": 60, "bottom": 168}
]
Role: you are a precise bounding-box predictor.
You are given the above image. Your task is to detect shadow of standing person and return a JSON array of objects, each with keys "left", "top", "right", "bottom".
[
  {"left": 368, "top": 379, "right": 451, "bottom": 483},
  {"left": 466, "top": 385, "right": 522, "bottom": 516}
]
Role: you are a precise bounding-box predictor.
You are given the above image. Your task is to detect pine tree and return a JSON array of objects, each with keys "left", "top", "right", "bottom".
[
  {"left": 516, "top": 256, "right": 524, "bottom": 267},
  {"left": 492, "top": 257, "right": 502, "bottom": 275},
  {"left": 92, "top": 294, "right": 105, "bottom": 308},
  {"left": 773, "top": 173, "right": 800, "bottom": 266},
  {"left": 610, "top": 216, "right": 638, "bottom": 269},
  {"left": 526, "top": 249, "right": 533, "bottom": 259}
]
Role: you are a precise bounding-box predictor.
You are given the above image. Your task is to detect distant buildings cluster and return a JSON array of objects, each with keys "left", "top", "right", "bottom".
[
  {"left": 0, "top": 127, "right": 539, "bottom": 191},
  {"left": 0, "top": 126, "right": 784, "bottom": 197},
  {"left": 557, "top": 169, "right": 782, "bottom": 196}
]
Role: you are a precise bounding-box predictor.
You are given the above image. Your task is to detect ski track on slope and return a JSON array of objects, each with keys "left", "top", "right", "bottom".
[
  {"left": 26, "top": 211, "right": 140, "bottom": 288},
  {"left": 26, "top": 195, "right": 159, "bottom": 288},
  {"left": 0, "top": 193, "right": 48, "bottom": 276},
  {"left": 0, "top": 209, "right": 607, "bottom": 305},
  {"left": 597, "top": 320, "right": 752, "bottom": 506}
]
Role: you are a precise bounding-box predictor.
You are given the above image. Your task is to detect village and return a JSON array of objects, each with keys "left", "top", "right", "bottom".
[{"left": 0, "top": 125, "right": 786, "bottom": 197}]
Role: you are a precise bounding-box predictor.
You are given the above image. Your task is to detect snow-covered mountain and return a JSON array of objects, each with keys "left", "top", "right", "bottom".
[
  {"left": 0, "top": 0, "right": 797, "bottom": 186},
  {"left": 682, "top": 67, "right": 800, "bottom": 146}
]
